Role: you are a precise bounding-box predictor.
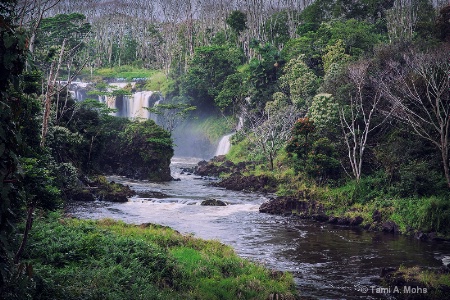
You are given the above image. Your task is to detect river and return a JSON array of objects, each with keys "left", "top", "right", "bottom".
[{"left": 66, "top": 157, "right": 450, "bottom": 299}]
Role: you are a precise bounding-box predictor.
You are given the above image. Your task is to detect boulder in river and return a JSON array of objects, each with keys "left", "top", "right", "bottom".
[{"left": 201, "top": 198, "right": 227, "bottom": 206}]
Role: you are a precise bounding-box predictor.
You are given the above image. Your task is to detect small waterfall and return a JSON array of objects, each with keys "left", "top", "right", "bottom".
[
  {"left": 127, "top": 91, "right": 154, "bottom": 119},
  {"left": 214, "top": 133, "right": 233, "bottom": 156},
  {"left": 99, "top": 95, "right": 118, "bottom": 114}
]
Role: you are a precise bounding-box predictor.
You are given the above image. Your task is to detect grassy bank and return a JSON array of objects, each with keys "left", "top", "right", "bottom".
[
  {"left": 381, "top": 266, "right": 450, "bottom": 299},
  {"left": 23, "top": 212, "right": 296, "bottom": 300},
  {"left": 222, "top": 139, "right": 450, "bottom": 239},
  {"left": 83, "top": 66, "right": 174, "bottom": 95}
]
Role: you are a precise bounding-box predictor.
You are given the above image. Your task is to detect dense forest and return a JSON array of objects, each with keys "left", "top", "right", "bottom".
[{"left": 1, "top": 0, "right": 450, "bottom": 298}]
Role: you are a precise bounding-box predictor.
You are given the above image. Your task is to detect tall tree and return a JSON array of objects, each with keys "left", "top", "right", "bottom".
[
  {"left": 382, "top": 45, "right": 450, "bottom": 187},
  {"left": 338, "top": 60, "right": 388, "bottom": 181}
]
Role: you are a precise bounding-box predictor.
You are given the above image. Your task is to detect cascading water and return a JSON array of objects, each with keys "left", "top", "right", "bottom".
[
  {"left": 215, "top": 133, "right": 233, "bottom": 156},
  {"left": 97, "top": 90, "right": 162, "bottom": 122},
  {"left": 67, "top": 81, "right": 163, "bottom": 121}
]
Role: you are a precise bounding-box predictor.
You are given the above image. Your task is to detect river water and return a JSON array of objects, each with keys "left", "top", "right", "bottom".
[{"left": 66, "top": 157, "right": 450, "bottom": 299}]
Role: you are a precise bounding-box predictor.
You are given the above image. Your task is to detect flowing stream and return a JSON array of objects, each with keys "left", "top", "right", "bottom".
[{"left": 67, "top": 157, "right": 450, "bottom": 299}]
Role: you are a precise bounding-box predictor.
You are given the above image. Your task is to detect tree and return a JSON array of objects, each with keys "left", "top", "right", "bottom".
[
  {"left": 279, "top": 55, "right": 320, "bottom": 109},
  {"left": 0, "top": 1, "right": 35, "bottom": 295},
  {"left": 338, "top": 60, "right": 388, "bottom": 182},
  {"left": 181, "top": 45, "right": 242, "bottom": 112},
  {"left": 146, "top": 99, "right": 196, "bottom": 133},
  {"left": 226, "top": 10, "right": 247, "bottom": 35},
  {"left": 382, "top": 45, "right": 450, "bottom": 187},
  {"left": 244, "top": 102, "right": 300, "bottom": 171},
  {"left": 34, "top": 13, "right": 91, "bottom": 147},
  {"left": 215, "top": 72, "right": 247, "bottom": 113}
]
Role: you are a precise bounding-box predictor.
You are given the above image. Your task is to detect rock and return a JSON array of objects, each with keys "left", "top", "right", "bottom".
[
  {"left": 382, "top": 221, "right": 399, "bottom": 234},
  {"left": 372, "top": 210, "right": 382, "bottom": 222},
  {"left": 212, "top": 155, "right": 227, "bottom": 162},
  {"left": 350, "top": 216, "right": 364, "bottom": 226},
  {"left": 328, "top": 216, "right": 339, "bottom": 224},
  {"left": 201, "top": 198, "right": 227, "bottom": 206},
  {"left": 415, "top": 231, "right": 428, "bottom": 240},
  {"left": 260, "top": 197, "right": 305, "bottom": 214},
  {"left": 71, "top": 189, "right": 96, "bottom": 201},
  {"left": 214, "top": 174, "right": 277, "bottom": 193},
  {"left": 312, "top": 214, "right": 329, "bottom": 222},
  {"left": 136, "top": 191, "right": 169, "bottom": 198},
  {"left": 102, "top": 193, "right": 128, "bottom": 202},
  {"left": 92, "top": 176, "right": 134, "bottom": 202}
]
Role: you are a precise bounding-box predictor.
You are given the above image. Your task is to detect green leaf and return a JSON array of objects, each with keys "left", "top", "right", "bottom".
[{"left": 3, "top": 32, "right": 15, "bottom": 49}]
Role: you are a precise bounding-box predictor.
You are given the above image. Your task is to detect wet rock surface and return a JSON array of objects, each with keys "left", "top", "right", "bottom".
[
  {"left": 201, "top": 198, "right": 227, "bottom": 206},
  {"left": 194, "top": 159, "right": 255, "bottom": 177},
  {"left": 259, "top": 196, "right": 366, "bottom": 227},
  {"left": 71, "top": 176, "right": 135, "bottom": 202},
  {"left": 213, "top": 174, "right": 278, "bottom": 193}
]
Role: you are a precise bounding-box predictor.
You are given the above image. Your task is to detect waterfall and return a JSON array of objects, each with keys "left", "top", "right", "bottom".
[
  {"left": 99, "top": 91, "right": 161, "bottom": 120},
  {"left": 214, "top": 133, "right": 233, "bottom": 156},
  {"left": 68, "top": 82, "right": 163, "bottom": 121},
  {"left": 126, "top": 91, "right": 154, "bottom": 120}
]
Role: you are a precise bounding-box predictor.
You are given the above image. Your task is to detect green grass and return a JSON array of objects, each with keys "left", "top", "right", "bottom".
[
  {"left": 24, "top": 212, "right": 297, "bottom": 300},
  {"left": 93, "top": 65, "right": 157, "bottom": 80},
  {"left": 189, "top": 116, "right": 235, "bottom": 144},
  {"left": 143, "top": 70, "right": 174, "bottom": 96},
  {"left": 87, "top": 66, "right": 174, "bottom": 95}
]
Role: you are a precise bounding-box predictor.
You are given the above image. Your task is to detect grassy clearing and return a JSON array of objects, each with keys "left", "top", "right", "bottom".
[
  {"left": 24, "top": 212, "right": 296, "bottom": 300},
  {"left": 87, "top": 66, "right": 174, "bottom": 95},
  {"left": 143, "top": 71, "right": 174, "bottom": 95},
  {"left": 93, "top": 66, "right": 157, "bottom": 80},
  {"left": 191, "top": 116, "right": 235, "bottom": 143}
]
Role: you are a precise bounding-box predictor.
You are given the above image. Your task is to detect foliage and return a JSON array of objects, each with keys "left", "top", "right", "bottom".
[
  {"left": 215, "top": 72, "right": 247, "bottom": 113},
  {"left": 148, "top": 101, "right": 196, "bottom": 132},
  {"left": 245, "top": 104, "right": 300, "bottom": 170},
  {"left": 0, "top": 2, "right": 37, "bottom": 297},
  {"left": 24, "top": 213, "right": 297, "bottom": 300},
  {"left": 226, "top": 11, "right": 247, "bottom": 35},
  {"left": 286, "top": 118, "right": 340, "bottom": 184},
  {"left": 181, "top": 45, "right": 243, "bottom": 113},
  {"left": 304, "top": 138, "right": 341, "bottom": 184},
  {"left": 279, "top": 55, "right": 320, "bottom": 109},
  {"left": 308, "top": 93, "right": 339, "bottom": 130},
  {"left": 264, "top": 10, "right": 293, "bottom": 48},
  {"left": 247, "top": 42, "right": 281, "bottom": 110},
  {"left": 114, "top": 120, "right": 173, "bottom": 181}
]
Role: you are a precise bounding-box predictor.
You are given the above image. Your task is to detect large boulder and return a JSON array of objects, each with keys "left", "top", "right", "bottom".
[
  {"left": 201, "top": 198, "right": 227, "bottom": 206},
  {"left": 214, "top": 174, "right": 278, "bottom": 193}
]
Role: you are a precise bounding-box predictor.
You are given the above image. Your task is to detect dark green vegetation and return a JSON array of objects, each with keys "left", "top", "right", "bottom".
[
  {"left": 0, "top": 2, "right": 175, "bottom": 298},
  {"left": 22, "top": 212, "right": 295, "bottom": 300}
]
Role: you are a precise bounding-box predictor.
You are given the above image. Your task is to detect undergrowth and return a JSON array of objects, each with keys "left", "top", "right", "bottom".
[{"left": 23, "top": 212, "right": 296, "bottom": 300}]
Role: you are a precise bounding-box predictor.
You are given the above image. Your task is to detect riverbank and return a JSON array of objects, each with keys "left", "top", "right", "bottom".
[
  {"left": 193, "top": 157, "right": 450, "bottom": 297},
  {"left": 194, "top": 158, "right": 450, "bottom": 240},
  {"left": 23, "top": 211, "right": 297, "bottom": 300}
]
